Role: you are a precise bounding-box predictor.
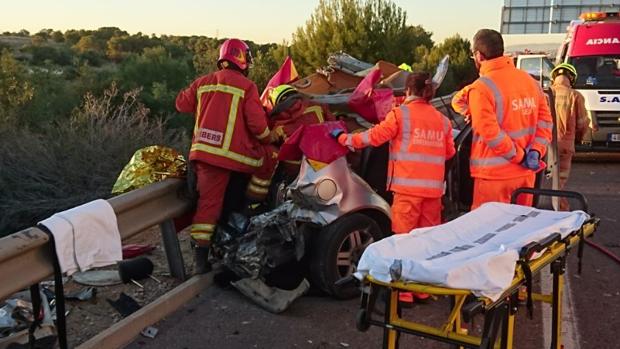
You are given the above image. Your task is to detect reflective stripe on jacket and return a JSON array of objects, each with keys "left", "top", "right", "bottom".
[
  {"left": 469, "top": 56, "right": 553, "bottom": 179},
  {"left": 338, "top": 99, "right": 456, "bottom": 198},
  {"left": 176, "top": 69, "right": 271, "bottom": 173}
]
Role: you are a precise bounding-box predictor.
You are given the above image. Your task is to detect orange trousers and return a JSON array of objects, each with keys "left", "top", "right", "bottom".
[
  {"left": 391, "top": 193, "right": 442, "bottom": 234},
  {"left": 471, "top": 173, "right": 536, "bottom": 210}
]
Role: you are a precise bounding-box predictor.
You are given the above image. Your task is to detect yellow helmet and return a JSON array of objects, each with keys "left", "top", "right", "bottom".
[
  {"left": 269, "top": 84, "right": 298, "bottom": 106},
  {"left": 398, "top": 63, "right": 412, "bottom": 72},
  {"left": 551, "top": 63, "right": 578, "bottom": 85}
]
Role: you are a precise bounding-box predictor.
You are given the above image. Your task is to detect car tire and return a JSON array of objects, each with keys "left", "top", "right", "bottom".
[{"left": 310, "top": 213, "right": 383, "bottom": 299}]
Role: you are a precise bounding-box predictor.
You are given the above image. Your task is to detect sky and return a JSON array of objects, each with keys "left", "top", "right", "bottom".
[{"left": 0, "top": 0, "right": 504, "bottom": 44}]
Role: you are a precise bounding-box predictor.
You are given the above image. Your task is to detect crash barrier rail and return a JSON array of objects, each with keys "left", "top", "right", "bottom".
[
  {"left": 0, "top": 178, "right": 193, "bottom": 302},
  {"left": 355, "top": 189, "right": 599, "bottom": 349}
]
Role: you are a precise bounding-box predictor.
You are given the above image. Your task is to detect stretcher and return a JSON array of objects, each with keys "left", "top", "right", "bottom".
[{"left": 353, "top": 189, "right": 600, "bottom": 349}]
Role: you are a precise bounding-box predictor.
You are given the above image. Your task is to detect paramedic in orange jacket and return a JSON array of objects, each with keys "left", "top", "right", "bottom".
[
  {"left": 331, "top": 72, "right": 456, "bottom": 233},
  {"left": 268, "top": 84, "right": 335, "bottom": 175},
  {"left": 175, "top": 38, "right": 278, "bottom": 272},
  {"left": 467, "top": 29, "right": 553, "bottom": 209}
]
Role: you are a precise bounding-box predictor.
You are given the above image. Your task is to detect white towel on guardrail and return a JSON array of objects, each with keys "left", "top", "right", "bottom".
[
  {"left": 39, "top": 199, "right": 122, "bottom": 276},
  {"left": 354, "top": 202, "right": 589, "bottom": 301}
]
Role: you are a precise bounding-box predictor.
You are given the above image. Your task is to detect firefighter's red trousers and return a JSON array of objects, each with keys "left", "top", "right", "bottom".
[
  {"left": 190, "top": 145, "right": 278, "bottom": 247},
  {"left": 391, "top": 193, "right": 442, "bottom": 234},
  {"left": 471, "top": 173, "right": 535, "bottom": 210}
]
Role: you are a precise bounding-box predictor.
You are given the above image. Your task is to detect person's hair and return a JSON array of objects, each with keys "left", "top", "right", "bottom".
[
  {"left": 406, "top": 72, "right": 434, "bottom": 101},
  {"left": 473, "top": 29, "right": 504, "bottom": 60}
]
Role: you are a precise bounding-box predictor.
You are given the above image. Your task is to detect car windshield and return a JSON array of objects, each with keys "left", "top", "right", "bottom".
[{"left": 569, "top": 55, "right": 620, "bottom": 89}]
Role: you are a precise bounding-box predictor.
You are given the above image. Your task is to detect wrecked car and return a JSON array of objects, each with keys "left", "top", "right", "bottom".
[{"left": 206, "top": 53, "right": 559, "bottom": 313}]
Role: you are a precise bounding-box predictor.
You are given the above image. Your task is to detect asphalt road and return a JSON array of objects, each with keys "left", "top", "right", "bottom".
[{"left": 127, "top": 161, "right": 620, "bottom": 349}]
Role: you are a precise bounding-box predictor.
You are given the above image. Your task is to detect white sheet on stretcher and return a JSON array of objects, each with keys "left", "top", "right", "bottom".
[{"left": 354, "top": 202, "right": 589, "bottom": 301}]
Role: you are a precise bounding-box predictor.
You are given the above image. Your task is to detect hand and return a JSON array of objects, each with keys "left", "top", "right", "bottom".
[
  {"left": 522, "top": 150, "right": 541, "bottom": 171},
  {"left": 330, "top": 128, "right": 345, "bottom": 139}
]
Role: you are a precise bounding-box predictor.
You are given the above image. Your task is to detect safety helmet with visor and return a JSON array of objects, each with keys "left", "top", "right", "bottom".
[
  {"left": 270, "top": 84, "right": 298, "bottom": 106},
  {"left": 551, "top": 63, "right": 578, "bottom": 86},
  {"left": 217, "top": 38, "right": 253, "bottom": 71}
]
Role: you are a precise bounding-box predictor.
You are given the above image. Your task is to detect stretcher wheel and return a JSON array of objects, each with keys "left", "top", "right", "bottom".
[{"left": 356, "top": 309, "right": 370, "bottom": 332}]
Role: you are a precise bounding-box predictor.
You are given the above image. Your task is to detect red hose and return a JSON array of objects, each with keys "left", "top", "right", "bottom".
[{"left": 585, "top": 239, "right": 620, "bottom": 265}]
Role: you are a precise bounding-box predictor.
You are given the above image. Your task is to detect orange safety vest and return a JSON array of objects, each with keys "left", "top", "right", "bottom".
[
  {"left": 468, "top": 56, "right": 553, "bottom": 180},
  {"left": 339, "top": 99, "right": 456, "bottom": 198},
  {"left": 176, "top": 69, "right": 271, "bottom": 173}
]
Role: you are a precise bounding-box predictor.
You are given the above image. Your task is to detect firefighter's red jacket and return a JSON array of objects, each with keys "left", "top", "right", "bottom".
[
  {"left": 269, "top": 98, "right": 335, "bottom": 143},
  {"left": 176, "top": 69, "right": 271, "bottom": 173}
]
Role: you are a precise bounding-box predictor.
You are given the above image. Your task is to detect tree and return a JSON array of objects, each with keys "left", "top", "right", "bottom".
[
  {"left": 117, "top": 46, "right": 194, "bottom": 116},
  {"left": 73, "top": 35, "right": 102, "bottom": 53},
  {"left": 191, "top": 37, "right": 221, "bottom": 75},
  {"left": 0, "top": 49, "right": 34, "bottom": 123},
  {"left": 35, "top": 29, "right": 53, "bottom": 41},
  {"left": 291, "top": 0, "right": 433, "bottom": 75},
  {"left": 412, "top": 34, "right": 478, "bottom": 94},
  {"left": 64, "top": 30, "right": 83, "bottom": 45},
  {"left": 51, "top": 30, "right": 64, "bottom": 43},
  {"left": 248, "top": 50, "right": 280, "bottom": 91}
]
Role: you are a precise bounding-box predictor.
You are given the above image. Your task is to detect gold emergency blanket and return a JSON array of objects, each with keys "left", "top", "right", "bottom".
[{"left": 112, "top": 146, "right": 186, "bottom": 194}]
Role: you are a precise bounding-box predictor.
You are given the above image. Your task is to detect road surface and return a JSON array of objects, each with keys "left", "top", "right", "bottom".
[{"left": 127, "top": 161, "right": 620, "bottom": 349}]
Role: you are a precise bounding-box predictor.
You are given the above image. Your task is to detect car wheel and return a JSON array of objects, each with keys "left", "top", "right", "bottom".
[{"left": 310, "top": 213, "right": 383, "bottom": 299}]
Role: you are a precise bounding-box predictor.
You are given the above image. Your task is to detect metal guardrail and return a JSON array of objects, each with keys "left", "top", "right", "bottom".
[{"left": 0, "top": 178, "right": 193, "bottom": 301}]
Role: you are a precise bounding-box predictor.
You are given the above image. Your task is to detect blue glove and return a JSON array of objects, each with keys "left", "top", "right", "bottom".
[
  {"left": 330, "top": 128, "right": 345, "bottom": 139},
  {"left": 523, "top": 150, "right": 541, "bottom": 171}
]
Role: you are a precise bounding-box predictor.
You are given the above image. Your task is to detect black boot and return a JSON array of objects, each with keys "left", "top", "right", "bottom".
[{"left": 193, "top": 246, "right": 212, "bottom": 274}]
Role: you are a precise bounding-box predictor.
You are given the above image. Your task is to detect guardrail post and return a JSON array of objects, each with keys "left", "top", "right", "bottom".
[{"left": 159, "top": 219, "right": 187, "bottom": 281}]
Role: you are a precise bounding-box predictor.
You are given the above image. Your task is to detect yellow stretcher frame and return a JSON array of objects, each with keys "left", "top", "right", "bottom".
[{"left": 355, "top": 189, "right": 599, "bottom": 349}]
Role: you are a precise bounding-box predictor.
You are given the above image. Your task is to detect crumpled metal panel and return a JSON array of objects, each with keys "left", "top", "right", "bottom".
[
  {"left": 216, "top": 202, "right": 319, "bottom": 279},
  {"left": 216, "top": 155, "right": 391, "bottom": 279},
  {"left": 288, "top": 156, "right": 391, "bottom": 224}
]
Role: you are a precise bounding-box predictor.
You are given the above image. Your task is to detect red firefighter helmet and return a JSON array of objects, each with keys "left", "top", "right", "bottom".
[{"left": 217, "top": 38, "right": 252, "bottom": 71}]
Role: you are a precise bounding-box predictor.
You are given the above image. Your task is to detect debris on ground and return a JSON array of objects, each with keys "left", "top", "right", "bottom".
[
  {"left": 73, "top": 270, "right": 122, "bottom": 286},
  {"left": 107, "top": 292, "right": 142, "bottom": 318},
  {"left": 0, "top": 290, "right": 57, "bottom": 347},
  {"left": 66, "top": 287, "right": 97, "bottom": 301},
  {"left": 140, "top": 326, "right": 159, "bottom": 339},
  {"left": 123, "top": 244, "right": 156, "bottom": 259}
]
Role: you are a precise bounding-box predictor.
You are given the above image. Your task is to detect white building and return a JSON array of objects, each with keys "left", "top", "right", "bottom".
[{"left": 501, "top": 0, "right": 619, "bottom": 34}]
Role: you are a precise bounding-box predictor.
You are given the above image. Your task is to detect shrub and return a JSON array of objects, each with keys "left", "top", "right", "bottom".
[{"left": 0, "top": 84, "right": 189, "bottom": 236}]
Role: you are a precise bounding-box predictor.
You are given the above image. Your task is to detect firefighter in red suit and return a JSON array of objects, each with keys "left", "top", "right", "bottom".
[
  {"left": 268, "top": 84, "right": 335, "bottom": 176},
  {"left": 175, "top": 38, "right": 278, "bottom": 273}
]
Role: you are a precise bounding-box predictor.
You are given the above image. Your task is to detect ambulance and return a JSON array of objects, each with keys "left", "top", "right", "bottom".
[{"left": 556, "top": 11, "right": 620, "bottom": 151}]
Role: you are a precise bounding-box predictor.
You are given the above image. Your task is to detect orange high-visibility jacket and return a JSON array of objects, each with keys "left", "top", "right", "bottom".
[
  {"left": 269, "top": 98, "right": 335, "bottom": 143},
  {"left": 468, "top": 56, "right": 553, "bottom": 179},
  {"left": 176, "top": 69, "right": 271, "bottom": 173},
  {"left": 452, "top": 84, "right": 474, "bottom": 117},
  {"left": 338, "top": 99, "right": 456, "bottom": 198}
]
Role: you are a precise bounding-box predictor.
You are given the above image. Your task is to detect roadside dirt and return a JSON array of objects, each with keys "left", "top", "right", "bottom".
[{"left": 55, "top": 226, "right": 194, "bottom": 347}]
